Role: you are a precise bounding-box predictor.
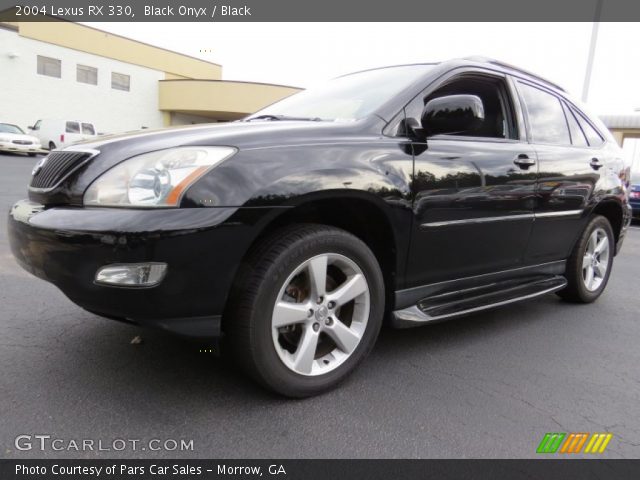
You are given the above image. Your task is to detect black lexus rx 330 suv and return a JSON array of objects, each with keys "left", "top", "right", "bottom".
[{"left": 9, "top": 57, "right": 632, "bottom": 397}]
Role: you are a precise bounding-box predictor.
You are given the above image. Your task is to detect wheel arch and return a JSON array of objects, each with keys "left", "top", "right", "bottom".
[
  {"left": 225, "top": 190, "right": 408, "bottom": 325},
  {"left": 590, "top": 198, "right": 624, "bottom": 244}
]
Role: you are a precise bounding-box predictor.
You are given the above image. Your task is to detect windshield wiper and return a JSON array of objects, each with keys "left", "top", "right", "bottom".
[{"left": 246, "top": 114, "right": 323, "bottom": 122}]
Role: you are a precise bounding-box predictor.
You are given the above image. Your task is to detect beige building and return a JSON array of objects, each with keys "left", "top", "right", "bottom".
[
  {"left": 0, "top": 21, "right": 301, "bottom": 133},
  {"left": 600, "top": 114, "right": 640, "bottom": 181}
]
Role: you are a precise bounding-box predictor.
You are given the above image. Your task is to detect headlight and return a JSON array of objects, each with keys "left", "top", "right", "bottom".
[
  {"left": 84, "top": 146, "right": 236, "bottom": 207},
  {"left": 0, "top": 136, "right": 11, "bottom": 142}
]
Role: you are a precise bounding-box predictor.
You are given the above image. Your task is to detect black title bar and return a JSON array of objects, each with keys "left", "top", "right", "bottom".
[
  {"left": 1, "top": 0, "right": 640, "bottom": 21},
  {"left": 2, "top": 459, "right": 640, "bottom": 480}
]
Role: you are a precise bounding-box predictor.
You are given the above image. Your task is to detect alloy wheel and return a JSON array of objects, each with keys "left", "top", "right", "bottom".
[
  {"left": 582, "top": 227, "right": 610, "bottom": 292},
  {"left": 271, "top": 253, "right": 370, "bottom": 376}
]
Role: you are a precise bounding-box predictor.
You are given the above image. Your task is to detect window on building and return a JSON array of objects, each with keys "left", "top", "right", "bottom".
[
  {"left": 111, "top": 72, "right": 130, "bottom": 91},
  {"left": 518, "top": 82, "right": 570, "bottom": 145},
  {"left": 37, "top": 55, "right": 61, "bottom": 78},
  {"left": 77, "top": 64, "right": 98, "bottom": 85},
  {"left": 65, "top": 121, "right": 80, "bottom": 134},
  {"left": 81, "top": 123, "right": 96, "bottom": 135}
]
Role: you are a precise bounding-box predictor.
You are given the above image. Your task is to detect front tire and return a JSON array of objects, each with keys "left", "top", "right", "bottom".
[
  {"left": 225, "top": 224, "right": 385, "bottom": 397},
  {"left": 557, "top": 215, "right": 614, "bottom": 303}
]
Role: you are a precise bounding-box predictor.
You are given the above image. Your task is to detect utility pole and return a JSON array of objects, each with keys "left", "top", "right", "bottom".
[{"left": 582, "top": 0, "right": 603, "bottom": 102}]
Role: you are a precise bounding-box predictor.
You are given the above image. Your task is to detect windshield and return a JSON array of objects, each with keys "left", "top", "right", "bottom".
[
  {"left": 0, "top": 123, "right": 24, "bottom": 134},
  {"left": 247, "top": 64, "right": 435, "bottom": 122}
]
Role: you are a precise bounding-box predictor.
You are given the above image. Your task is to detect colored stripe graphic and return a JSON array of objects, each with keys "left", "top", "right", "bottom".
[
  {"left": 536, "top": 433, "right": 566, "bottom": 453},
  {"left": 537, "top": 433, "right": 613, "bottom": 454},
  {"left": 560, "top": 433, "right": 588, "bottom": 453},
  {"left": 584, "top": 433, "right": 613, "bottom": 453}
]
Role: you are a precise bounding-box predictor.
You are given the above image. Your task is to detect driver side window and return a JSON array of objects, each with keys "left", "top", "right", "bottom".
[{"left": 401, "top": 73, "right": 518, "bottom": 140}]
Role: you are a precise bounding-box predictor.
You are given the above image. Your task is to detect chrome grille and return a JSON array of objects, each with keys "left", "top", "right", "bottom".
[
  {"left": 29, "top": 151, "right": 93, "bottom": 190},
  {"left": 12, "top": 140, "right": 32, "bottom": 145}
]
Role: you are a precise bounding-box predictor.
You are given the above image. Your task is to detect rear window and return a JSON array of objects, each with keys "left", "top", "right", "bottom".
[
  {"left": 562, "top": 103, "right": 588, "bottom": 147},
  {"left": 81, "top": 123, "right": 96, "bottom": 135},
  {"left": 572, "top": 109, "right": 604, "bottom": 147},
  {"left": 65, "top": 121, "right": 80, "bottom": 133}
]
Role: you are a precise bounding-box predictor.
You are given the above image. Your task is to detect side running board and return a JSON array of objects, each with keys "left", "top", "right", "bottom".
[{"left": 392, "top": 275, "right": 567, "bottom": 328}]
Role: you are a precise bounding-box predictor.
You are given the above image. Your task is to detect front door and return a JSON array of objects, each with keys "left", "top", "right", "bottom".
[{"left": 404, "top": 71, "right": 537, "bottom": 287}]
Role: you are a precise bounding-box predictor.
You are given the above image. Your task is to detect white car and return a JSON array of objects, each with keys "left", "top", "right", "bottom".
[
  {"left": 0, "top": 123, "right": 44, "bottom": 156},
  {"left": 28, "top": 119, "right": 97, "bottom": 150}
]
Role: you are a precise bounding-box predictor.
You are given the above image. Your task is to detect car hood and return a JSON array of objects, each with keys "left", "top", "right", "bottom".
[
  {"left": 27, "top": 117, "right": 384, "bottom": 206},
  {"left": 72, "top": 119, "right": 380, "bottom": 161}
]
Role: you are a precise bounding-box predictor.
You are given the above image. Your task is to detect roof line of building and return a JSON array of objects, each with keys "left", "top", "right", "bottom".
[
  {"left": 75, "top": 21, "right": 222, "bottom": 68},
  {"left": 2, "top": 16, "right": 222, "bottom": 68},
  {"left": 160, "top": 78, "right": 302, "bottom": 90},
  {"left": 0, "top": 22, "right": 18, "bottom": 32}
]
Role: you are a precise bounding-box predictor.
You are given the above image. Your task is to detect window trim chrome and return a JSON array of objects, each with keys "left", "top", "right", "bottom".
[{"left": 420, "top": 209, "right": 583, "bottom": 228}]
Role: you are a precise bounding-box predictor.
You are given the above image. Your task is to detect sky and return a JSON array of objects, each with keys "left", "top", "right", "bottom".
[{"left": 88, "top": 22, "right": 640, "bottom": 115}]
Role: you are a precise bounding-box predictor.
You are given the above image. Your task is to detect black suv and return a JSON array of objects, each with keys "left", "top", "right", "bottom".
[{"left": 8, "top": 57, "right": 632, "bottom": 397}]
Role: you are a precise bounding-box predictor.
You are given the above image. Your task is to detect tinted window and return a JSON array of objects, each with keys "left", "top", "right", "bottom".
[
  {"left": 37, "top": 55, "right": 61, "bottom": 78},
  {"left": 111, "top": 72, "right": 130, "bottom": 91},
  {"left": 77, "top": 65, "right": 98, "bottom": 85},
  {"left": 562, "top": 103, "right": 588, "bottom": 147},
  {"left": 573, "top": 109, "right": 604, "bottom": 146},
  {"left": 519, "top": 82, "right": 570, "bottom": 145},
  {"left": 65, "top": 122, "right": 80, "bottom": 134},
  {"left": 81, "top": 123, "right": 96, "bottom": 135},
  {"left": 33, "top": 120, "right": 41, "bottom": 131}
]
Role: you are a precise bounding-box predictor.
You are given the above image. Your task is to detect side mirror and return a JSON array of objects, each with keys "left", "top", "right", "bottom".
[
  {"left": 421, "top": 94, "right": 484, "bottom": 137},
  {"left": 27, "top": 126, "right": 35, "bottom": 130}
]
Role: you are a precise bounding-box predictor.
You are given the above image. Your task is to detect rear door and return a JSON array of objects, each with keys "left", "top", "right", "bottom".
[
  {"left": 405, "top": 70, "right": 537, "bottom": 286},
  {"left": 515, "top": 81, "right": 602, "bottom": 263}
]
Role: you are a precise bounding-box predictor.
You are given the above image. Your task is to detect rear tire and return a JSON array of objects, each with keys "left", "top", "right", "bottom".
[
  {"left": 48, "top": 142, "right": 56, "bottom": 151},
  {"left": 557, "top": 215, "right": 614, "bottom": 303},
  {"left": 225, "top": 224, "right": 385, "bottom": 397}
]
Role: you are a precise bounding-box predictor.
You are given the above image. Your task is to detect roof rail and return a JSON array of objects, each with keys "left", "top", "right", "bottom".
[{"left": 462, "top": 56, "right": 566, "bottom": 92}]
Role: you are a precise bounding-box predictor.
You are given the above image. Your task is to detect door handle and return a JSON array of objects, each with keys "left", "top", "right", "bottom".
[
  {"left": 590, "top": 157, "right": 603, "bottom": 170},
  {"left": 514, "top": 154, "right": 536, "bottom": 169}
]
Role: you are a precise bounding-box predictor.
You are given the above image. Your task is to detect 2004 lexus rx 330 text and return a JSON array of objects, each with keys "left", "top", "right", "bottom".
[{"left": 8, "top": 58, "right": 632, "bottom": 397}]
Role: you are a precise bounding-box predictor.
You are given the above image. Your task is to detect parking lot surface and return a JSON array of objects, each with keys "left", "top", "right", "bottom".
[{"left": 1, "top": 152, "right": 639, "bottom": 458}]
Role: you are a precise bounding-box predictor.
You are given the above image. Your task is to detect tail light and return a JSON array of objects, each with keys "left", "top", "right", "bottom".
[{"left": 60, "top": 134, "right": 65, "bottom": 143}]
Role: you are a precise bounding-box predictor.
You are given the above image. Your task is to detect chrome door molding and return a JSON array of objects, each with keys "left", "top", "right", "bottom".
[{"left": 420, "top": 209, "right": 583, "bottom": 228}]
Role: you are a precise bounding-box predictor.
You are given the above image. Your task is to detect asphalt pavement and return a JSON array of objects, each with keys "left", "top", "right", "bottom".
[{"left": 1, "top": 152, "right": 639, "bottom": 459}]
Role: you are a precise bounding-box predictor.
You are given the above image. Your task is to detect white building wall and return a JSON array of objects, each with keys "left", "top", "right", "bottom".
[{"left": 0, "top": 27, "right": 165, "bottom": 134}]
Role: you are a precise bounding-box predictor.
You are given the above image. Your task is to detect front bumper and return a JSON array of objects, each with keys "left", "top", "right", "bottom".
[
  {"left": 8, "top": 200, "right": 277, "bottom": 337},
  {"left": 0, "top": 142, "right": 45, "bottom": 154}
]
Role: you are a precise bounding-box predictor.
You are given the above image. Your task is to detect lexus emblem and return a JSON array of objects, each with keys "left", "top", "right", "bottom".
[{"left": 32, "top": 157, "right": 47, "bottom": 176}]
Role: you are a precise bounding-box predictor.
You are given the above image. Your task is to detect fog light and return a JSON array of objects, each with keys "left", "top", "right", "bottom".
[{"left": 95, "top": 263, "right": 167, "bottom": 287}]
